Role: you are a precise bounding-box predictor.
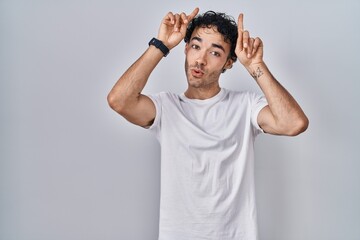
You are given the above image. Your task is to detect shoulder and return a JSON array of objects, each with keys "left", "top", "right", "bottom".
[
  {"left": 223, "top": 88, "right": 262, "bottom": 102},
  {"left": 148, "top": 91, "right": 180, "bottom": 100},
  {"left": 147, "top": 91, "right": 182, "bottom": 106}
]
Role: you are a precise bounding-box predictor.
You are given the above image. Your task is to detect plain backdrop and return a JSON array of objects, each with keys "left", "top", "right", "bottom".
[{"left": 1, "top": 0, "right": 360, "bottom": 239}]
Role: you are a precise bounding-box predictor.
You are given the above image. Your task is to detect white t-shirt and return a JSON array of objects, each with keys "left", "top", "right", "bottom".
[{"left": 148, "top": 88, "right": 268, "bottom": 240}]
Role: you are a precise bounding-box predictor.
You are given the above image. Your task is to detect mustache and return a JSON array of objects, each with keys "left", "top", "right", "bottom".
[{"left": 189, "top": 63, "right": 205, "bottom": 72}]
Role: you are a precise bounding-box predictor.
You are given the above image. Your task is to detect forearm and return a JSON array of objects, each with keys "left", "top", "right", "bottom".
[
  {"left": 246, "top": 62, "right": 309, "bottom": 134},
  {"left": 107, "top": 46, "right": 164, "bottom": 111}
]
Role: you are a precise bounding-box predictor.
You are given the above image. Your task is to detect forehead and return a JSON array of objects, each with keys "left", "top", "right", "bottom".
[{"left": 190, "top": 26, "right": 229, "bottom": 46}]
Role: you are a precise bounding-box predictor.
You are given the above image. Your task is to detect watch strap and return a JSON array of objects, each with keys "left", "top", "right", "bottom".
[{"left": 148, "top": 37, "right": 169, "bottom": 57}]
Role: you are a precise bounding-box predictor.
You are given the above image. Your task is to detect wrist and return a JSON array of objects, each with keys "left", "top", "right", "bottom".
[
  {"left": 246, "top": 62, "right": 268, "bottom": 81},
  {"left": 148, "top": 37, "right": 169, "bottom": 57}
]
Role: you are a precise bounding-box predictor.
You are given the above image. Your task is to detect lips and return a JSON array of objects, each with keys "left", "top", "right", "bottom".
[{"left": 191, "top": 68, "right": 204, "bottom": 78}]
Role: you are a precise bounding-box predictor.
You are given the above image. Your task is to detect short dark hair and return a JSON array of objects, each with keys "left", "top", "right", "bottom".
[{"left": 184, "top": 11, "right": 238, "bottom": 61}]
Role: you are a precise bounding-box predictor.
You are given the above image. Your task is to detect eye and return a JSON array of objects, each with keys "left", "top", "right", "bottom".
[
  {"left": 210, "top": 51, "right": 221, "bottom": 57},
  {"left": 191, "top": 44, "right": 200, "bottom": 50}
]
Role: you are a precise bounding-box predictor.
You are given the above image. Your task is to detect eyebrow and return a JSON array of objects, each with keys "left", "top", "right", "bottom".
[{"left": 190, "top": 36, "right": 226, "bottom": 53}]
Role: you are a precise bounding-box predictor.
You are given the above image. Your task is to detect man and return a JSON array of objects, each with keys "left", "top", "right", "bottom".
[{"left": 108, "top": 7, "right": 308, "bottom": 240}]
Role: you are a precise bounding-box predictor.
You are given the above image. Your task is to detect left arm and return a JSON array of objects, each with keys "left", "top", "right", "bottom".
[
  {"left": 235, "top": 14, "right": 309, "bottom": 136},
  {"left": 247, "top": 62, "right": 308, "bottom": 136}
]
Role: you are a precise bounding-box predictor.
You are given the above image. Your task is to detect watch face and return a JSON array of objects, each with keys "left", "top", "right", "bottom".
[{"left": 154, "top": 40, "right": 160, "bottom": 47}]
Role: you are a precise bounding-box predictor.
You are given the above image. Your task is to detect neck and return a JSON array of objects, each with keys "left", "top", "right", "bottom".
[{"left": 184, "top": 85, "right": 221, "bottom": 100}]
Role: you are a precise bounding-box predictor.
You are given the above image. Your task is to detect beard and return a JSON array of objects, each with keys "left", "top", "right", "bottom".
[{"left": 184, "top": 59, "right": 222, "bottom": 89}]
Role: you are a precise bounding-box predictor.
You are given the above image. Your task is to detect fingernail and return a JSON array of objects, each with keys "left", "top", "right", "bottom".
[
  {"left": 244, "top": 43, "right": 247, "bottom": 48},
  {"left": 247, "top": 53, "right": 251, "bottom": 58}
]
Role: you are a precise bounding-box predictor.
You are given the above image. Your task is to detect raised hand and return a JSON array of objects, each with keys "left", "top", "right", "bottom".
[
  {"left": 158, "top": 7, "right": 199, "bottom": 50},
  {"left": 235, "top": 13, "right": 264, "bottom": 68}
]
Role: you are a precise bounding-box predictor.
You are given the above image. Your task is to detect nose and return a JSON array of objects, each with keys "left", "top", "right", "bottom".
[{"left": 195, "top": 50, "right": 207, "bottom": 66}]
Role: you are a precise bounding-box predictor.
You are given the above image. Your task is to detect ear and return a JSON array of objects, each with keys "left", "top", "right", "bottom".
[
  {"left": 184, "top": 43, "right": 189, "bottom": 54},
  {"left": 224, "top": 58, "right": 234, "bottom": 70},
  {"left": 221, "top": 58, "right": 234, "bottom": 73}
]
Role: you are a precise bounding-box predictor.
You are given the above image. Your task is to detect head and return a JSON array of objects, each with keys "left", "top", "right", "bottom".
[
  {"left": 184, "top": 11, "right": 238, "bottom": 63},
  {"left": 183, "top": 11, "right": 238, "bottom": 92}
]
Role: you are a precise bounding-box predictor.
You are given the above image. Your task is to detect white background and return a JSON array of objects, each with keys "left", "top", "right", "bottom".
[{"left": 1, "top": 0, "right": 359, "bottom": 239}]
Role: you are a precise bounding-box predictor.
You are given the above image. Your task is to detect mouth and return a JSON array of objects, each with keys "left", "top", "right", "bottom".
[{"left": 190, "top": 68, "right": 205, "bottom": 78}]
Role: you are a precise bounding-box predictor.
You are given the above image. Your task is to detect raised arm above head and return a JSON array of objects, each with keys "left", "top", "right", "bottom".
[
  {"left": 235, "top": 13, "right": 309, "bottom": 136},
  {"left": 107, "top": 8, "right": 199, "bottom": 128}
]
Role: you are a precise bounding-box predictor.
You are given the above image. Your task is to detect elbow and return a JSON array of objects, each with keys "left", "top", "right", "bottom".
[
  {"left": 107, "top": 92, "right": 117, "bottom": 109},
  {"left": 107, "top": 92, "right": 126, "bottom": 114},
  {"left": 287, "top": 116, "right": 309, "bottom": 136}
]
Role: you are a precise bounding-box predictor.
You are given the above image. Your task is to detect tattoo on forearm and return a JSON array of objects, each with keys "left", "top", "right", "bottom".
[{"left": 251, "top": 67, "right": 263, "bottom": 81}]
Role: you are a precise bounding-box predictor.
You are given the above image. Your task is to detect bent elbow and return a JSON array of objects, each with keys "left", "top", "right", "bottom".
[
  {"left": 107, "top": 93, "right": 117, "bottom": 109},
  {"left": 287, "top": 116, "right": 309, "bottom": 136},
  {"left": 107, "top": 92, "right": 126, "bottom": 114}
]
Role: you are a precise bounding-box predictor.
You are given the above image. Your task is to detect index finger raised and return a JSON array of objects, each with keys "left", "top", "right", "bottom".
[
  {"left": 238, "top": 13, "right": 244, "bottom": 32},
  {"left": 187, "top": 7, "right": 199, "bottom": 22}
]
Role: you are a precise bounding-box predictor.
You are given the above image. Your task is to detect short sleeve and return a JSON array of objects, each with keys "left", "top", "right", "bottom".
[
  {"left": 146, "top": 93, "right": 163, "bottom": 139},
  {"left": 250, "top": 93, "right": 268, "bottom": 134}
]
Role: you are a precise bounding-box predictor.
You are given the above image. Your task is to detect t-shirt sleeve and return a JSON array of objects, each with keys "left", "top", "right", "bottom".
[
  {"left": 250, "top": 93, "right": 268, "bottom": 134},
  {"left": 146, "top": 93, "right": 162, "bottom": 139}
]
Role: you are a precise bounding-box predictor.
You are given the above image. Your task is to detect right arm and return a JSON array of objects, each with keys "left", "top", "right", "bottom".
[
  {"left": 107, "top": 8, "right": 199, "bottom": 127},
  {"left": 107, "top": 47, "right": 163, "bottom": 127}
]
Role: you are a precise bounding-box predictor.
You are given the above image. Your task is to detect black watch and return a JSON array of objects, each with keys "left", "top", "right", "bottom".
[{"left": 148, "top": 37, "right": 169, "bottom": 57}]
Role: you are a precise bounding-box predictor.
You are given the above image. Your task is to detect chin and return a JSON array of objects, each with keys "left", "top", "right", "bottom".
[{"left": 187, "top": 77, "right": 202, "bottom": 88}]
